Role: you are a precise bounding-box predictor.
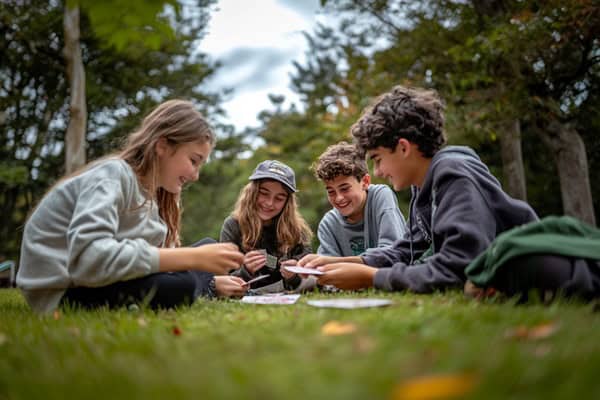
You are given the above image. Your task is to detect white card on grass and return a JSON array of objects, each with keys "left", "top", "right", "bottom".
[
  {"left": 306, "top": 299, "right": 393, "bottom": 309},
  {"left": 241, "top": 294, "right": 301, "bottom": 305},
  {"left": 283, "top": 266, "right": 324, "bottom": 275}
]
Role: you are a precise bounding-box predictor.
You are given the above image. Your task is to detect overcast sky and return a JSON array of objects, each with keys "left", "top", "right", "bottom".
[{"left": 199, "top": 0, "right": 328, "bottom": 131}]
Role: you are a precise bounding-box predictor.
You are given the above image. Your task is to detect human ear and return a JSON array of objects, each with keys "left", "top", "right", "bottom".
[
  {"left": 361, "top": 174, "right": 371, "bottom": 189},
  {"left": 155, "top": 137, "right": 169, "bottom": 157},
  {"left": 397, "top": 138, "right": 411, "bottom": 156}
]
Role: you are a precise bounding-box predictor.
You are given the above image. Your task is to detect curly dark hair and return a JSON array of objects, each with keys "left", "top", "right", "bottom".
[
  {"left": 351, "top": 85, "right": 447, "bottom": 157},
  {"left": 311, "top": 141, "right": 368, "bottom": 182}
]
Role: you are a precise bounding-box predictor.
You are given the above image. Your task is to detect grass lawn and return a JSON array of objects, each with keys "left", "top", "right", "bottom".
[{"left": 0, "top": 288, "right": 599, "bottom": 399}]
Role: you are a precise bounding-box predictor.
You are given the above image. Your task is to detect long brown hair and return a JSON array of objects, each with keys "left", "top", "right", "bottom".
[
  {"left": 120, "top": 99, "right": 215, "bottom": 247},
  {"left": 232, "top": 180, "right": 312, "bottom": 254}
]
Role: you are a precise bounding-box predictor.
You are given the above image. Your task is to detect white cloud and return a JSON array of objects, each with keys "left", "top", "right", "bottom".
[{"left": 199, "top": 0, "right": 321, "bottom": 130}]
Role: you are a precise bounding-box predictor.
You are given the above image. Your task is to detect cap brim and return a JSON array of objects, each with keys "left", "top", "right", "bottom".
[{"left": 249, "top": 173, "right": 297, "bottom": 193}]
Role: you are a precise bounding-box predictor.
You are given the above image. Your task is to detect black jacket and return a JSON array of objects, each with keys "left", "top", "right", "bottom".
[
  {"left": 220, "top": 216, "right": 311, "bottom": 289},
  {"left": 364, "top": 146, "right": 538, "bottom": 293}
]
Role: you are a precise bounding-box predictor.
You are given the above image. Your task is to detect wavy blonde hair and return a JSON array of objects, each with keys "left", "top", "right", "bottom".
[
  {"left": 232, "top": 179, "right": 312, "bottom": 254},
  {"left": 120, "top": 99, "right": 215, "bottom": 247}
]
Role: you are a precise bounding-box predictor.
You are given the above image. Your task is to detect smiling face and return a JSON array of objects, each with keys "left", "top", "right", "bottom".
[
  {"left": 156, "top": 138, "right": 212, "bottom": 194},
  {"left": 368, "top": 145, "right": 408, "bottom": 191},
  {"left": 324, "top": 174, "right": 369, "bottom": 223},
  {"left": 256, "top": 180, "right": 289, "bottom": 224},
  {"left": 368, "top": 138, "right": 431, "bottom": 190}
]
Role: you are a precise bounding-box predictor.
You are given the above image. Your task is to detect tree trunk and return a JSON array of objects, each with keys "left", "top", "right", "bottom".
[
  {"left": 499, "top": 119, "right": 527, "bottom": 200},
  {"left": 539, "top": 120, "right": 596, "bottom": 226},
  {"left": 63, "top": 5, "right": 86, "bottom": 174}
]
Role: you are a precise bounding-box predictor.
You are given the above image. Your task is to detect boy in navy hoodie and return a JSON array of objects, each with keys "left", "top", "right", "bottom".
[{"left": 307, "top": 85, "right": 538, "bottom": 292}]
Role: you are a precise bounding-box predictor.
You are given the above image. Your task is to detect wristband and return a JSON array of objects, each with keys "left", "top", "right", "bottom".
[{"left": 207, "top": 276, "right": 217, "bottom": 298}]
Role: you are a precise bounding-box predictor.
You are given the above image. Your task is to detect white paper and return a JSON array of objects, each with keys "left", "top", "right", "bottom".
[
  {"left": 306, "top": 299, "right": 393, "bottom": 309},
  {"left": 243, "top": 274, "right": 270, "bottom": 286},
  {"left": 240, "top": 294, "right": 301, "bottom": 305},
  {"left": 283, "top": 266, "right": 324, "bottom": 275}
]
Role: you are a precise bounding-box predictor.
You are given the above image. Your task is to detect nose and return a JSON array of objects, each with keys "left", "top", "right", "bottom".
[
  {"left": 374, "top": 164, "right": 383, "bottom": 178},
  {"left": 335, "top": 192, "right": 344, "bottom": 203},
  {"left": 191, "top": 167, "right": 200, "bottom": 182}
]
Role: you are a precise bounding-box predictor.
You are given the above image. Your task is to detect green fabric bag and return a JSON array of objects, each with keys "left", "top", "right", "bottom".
[{"left": 465, "top": 216, "right": 600, "bottom": 287}]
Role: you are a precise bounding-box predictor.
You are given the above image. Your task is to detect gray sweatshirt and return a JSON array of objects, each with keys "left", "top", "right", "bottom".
[
  {"left": 317, "top": 184, "right": 407, "bottom": 257},
  {"left": 17, "top": 159, "right": 163, "bottom": 313},
  {"left": 364, "top": 146, "right": 538, "bottom": 293}
]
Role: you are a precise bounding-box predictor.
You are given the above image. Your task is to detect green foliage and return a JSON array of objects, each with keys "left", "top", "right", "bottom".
[
  {"left": 0, "top": 0, "right": 221, "bottom": 260},
  {"left": 1, "top": 289, "right": 600, "bottom": 399},
  {"left": 79, "top": 0, "right": 179, "bottom": 51},
  {"left": 270, "top": 0, "right": 600, "bottom": 221}
]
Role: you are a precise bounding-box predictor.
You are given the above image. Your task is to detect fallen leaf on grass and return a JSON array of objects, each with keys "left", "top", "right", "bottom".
[
  {"left": 68, "top": 326, "right": 80, "bottom": 337},
  {"left": 0, "top": 333, "right": 7, "bottom": 346},
  {"left": 137, "top": 318, "right": 148, "bottom": 327},
  {"left": 53, "top": 310, "right": 61, "bottom": 320},
  {"left": 391, "top": 373, "right": 478, "bottom": 400},
  {"left": 172, "top": 326, "right": 182, "bottom": 336},
  {"left": 353, "top": 335, "right": 376, "bottom": 353},
  {"left": 321, "top": 321, "right": 357, "bottom": 336},
  {"left": 505, "top": 322, "right": 558, "bottom": 340}
]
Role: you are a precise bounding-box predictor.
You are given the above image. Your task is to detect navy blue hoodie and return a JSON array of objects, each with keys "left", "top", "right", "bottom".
[{"left": 364, "top": 146, "right": 538, "bottom": 293}]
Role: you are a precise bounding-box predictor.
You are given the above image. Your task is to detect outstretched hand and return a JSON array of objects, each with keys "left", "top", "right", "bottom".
[
  {"left": 297, "top": 253, "right": 338, "bottom": 268},
  {"left": 215, "top": 276, "right": 247, "bottom": 298},
  {"left": 195, "top": 243, "right": 244, "bottom": 274},
  {"left": 316, "top": 263, "right": 377, "bottom": 290}
]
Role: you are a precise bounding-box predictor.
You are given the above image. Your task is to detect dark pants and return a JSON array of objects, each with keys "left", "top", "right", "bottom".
[
  {"left": 61, "top": 238, "right": 216, "bottom": 310},
  {"left": 491, "top": 254, "right": 600, "bottom": 302}
]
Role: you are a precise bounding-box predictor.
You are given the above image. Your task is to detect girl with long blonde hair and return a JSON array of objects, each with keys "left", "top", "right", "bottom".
[
  {"left": 18, "top": 100, "right": 246, "bottom": 313},
  {"left": 220, "top": 160, "right": 313, "bottom": 293}
]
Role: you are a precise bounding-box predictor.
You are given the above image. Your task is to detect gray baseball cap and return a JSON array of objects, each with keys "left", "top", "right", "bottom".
[{"left": 249, "top": 160, "right": 297, "bottom": 192}]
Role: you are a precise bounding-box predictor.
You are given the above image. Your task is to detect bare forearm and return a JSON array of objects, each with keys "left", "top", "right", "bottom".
[
  {"left": 158, "top": 243, "right": 244, "bottom": 274},
  {"left": 158, "top": 248, "right": 201, "bottom": 272},
  {"left": 336, "top": 256, "right": 364, "bottom": 264}
]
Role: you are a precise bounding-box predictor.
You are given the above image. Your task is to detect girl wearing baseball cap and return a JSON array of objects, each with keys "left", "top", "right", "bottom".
[{"left": 220, "top": 160, "right": 314, "bottom": 293}]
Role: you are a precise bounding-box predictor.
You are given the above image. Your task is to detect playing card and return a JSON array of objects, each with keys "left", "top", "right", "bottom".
[
  {"left": 243, "top": 274, "right": 270, "bottom": 286},
  {"left": 283, "top": 265, "right": 324, "bottom": 275},
  {"left": 256, "top": 249, "right": 277, "bottom": 269},
  {"left": 240, "top": 294, "right": 301, "bottom": 305},
  {"left": 265, "top": 253, "right": 278, "bottom": 269}
]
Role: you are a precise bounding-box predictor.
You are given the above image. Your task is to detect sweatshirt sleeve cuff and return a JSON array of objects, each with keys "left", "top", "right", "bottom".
[
  {"left": 149, "top": 246, "right": 161, "bottom": 274},
  {"left": 374, "top": 268, "right": 394, "bottom": 292}
]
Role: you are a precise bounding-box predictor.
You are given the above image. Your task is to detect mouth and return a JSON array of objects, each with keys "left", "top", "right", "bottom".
[
  {"left": 335, "top": 201, "right": 351, "bottom": 209},
  {"left": 259, "top": 206, "right": 275, "bottom": 214}
]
